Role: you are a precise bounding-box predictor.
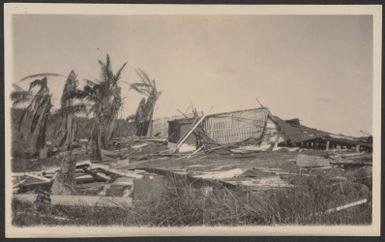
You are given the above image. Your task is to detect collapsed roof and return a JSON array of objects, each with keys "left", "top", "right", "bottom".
[
  {"left": 270, "top": 115, "right": 372, "bottom": 147},
  {"left": 150, "top": 107, "right": 372, "bottom": 150}
]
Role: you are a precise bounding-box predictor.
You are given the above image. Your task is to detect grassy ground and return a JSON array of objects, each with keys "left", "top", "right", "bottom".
[
  {"left": 11, "top": 138, "right": 372, "bottom": 226},
  {"left": 12, "top": 173, "right": 371, "bottom": 226}
]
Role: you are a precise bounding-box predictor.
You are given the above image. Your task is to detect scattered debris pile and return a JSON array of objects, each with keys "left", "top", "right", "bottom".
[{"left": 12, "top": 159, "right": 166, "bottom": 208}]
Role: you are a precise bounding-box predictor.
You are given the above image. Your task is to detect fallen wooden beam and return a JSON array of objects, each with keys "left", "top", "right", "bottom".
[
  {"left": 175, "top": 115, "right": 206, "bottom": 152},
  {"left": 41, "top": 160, "right": 92, "bottom": 174},
  {"left": 19, "top": 180, "right": 52, "bottom": 190},
  {"left": 145, "top": 138, "right": 167, "bottom": 143},
  {"left": 329, "top": 152, "right": 366, "bottom": 158},
  {"left": 187, "top": 145, "right": 204, "bottom": 158},
  {"left": 84, "top": 169, "right": 111, "bottom": 182},
  {"left": 296, "top": 154, "right": 331, "bottom": 168},
  {"left": 90, "top": 164, "right": 143, "bottom": 179},
  {"left": 130, "top": 143, "right": 149, "bottom": 149},
  {"left": 75, "top": 174, "right": 98, "bottom": 183},
  {"left": 13, "top": 194, "right": 132, "bottom": 208},
  {"left": 314, "top": 199, "right": 368, "bottom": 216},
  {"left": 12, "top": 172, "right": 45, "bottom": 178},
  {"left": 330, "top": 160, "right": 372, "bottom": 166},
  {"left": 14, "top": 211, "right": 72, "bottom": 222}
]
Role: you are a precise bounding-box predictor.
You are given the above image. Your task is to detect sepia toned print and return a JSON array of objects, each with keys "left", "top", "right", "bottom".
[{"left": 4, "top": 4, "right": 382, "bottom": 237}]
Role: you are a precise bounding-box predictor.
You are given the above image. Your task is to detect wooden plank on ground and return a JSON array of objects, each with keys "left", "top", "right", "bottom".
[
  {"left": 13, "top": 194, "right": 132, "bottom": 208},
  {"left": 90, "top": 164, "right": 143, "bottom": 179},
  {"left": 296, "top": 154, "right": 331, "bottom": 168},
  {"left": 314, "top": 199, "right": 368, "bottom": 216}
]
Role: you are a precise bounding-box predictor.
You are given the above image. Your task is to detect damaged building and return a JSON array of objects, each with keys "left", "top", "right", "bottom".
[{"left": 148, "top": 107, "right": 372, "bottom": 152}]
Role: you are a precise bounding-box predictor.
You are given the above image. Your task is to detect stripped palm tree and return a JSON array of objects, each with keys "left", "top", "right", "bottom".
[
  {"left": 53, "top": 70, "right": 85, "bottom": 151},
  {"left": 51, "top": 70, "right": 87, "bottom": 195},
  {"left": 71, "top": 54, "right": 126, "bottom": 162},
  {"left": 130, "top": 69, "right": 161, "bottom": 136},
  {"left": 11, "top": 77, "right": 53, "bottom": 157}
]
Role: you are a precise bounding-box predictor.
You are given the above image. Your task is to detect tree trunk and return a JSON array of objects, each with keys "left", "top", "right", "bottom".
[
  {"left": 106, "top": 117, "right": 116, "bottom": 144},
  {"left": 58, "top": 113, "right": 75, "bottom": 151},
  {"left": 51, "top": 113, "right": 76, "bottom": 195},
  {"left": 138, "top": 94, "right": 157, "bottom": 137},
  {"left": 30, "top": 100, "right": 50, "bottom": 156},
  {"left": 90, "top": 123, "right": 103, "bottom": 162},
  {"left": 51, "top": 80, "right": 78, "bottom": 194},
  {"left": 50, "top": 155, "right": 76, "bottom": 195}
]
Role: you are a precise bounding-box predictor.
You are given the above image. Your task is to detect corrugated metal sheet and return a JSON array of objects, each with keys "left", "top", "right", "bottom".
[
  {"left": 271, "top": 115, "right": 329, "bottom": 143},
  {"left": 271, "top": 115, "right": 366, "bottom": 145},
  {"left": 201, "top": 108, "right": 269, "bottom": 144}
]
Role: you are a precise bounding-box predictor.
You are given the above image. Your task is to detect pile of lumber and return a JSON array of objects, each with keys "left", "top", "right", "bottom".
[
  {"left": 12, "top": 160, "right": 142, "bottom": 195},
  {"left": 12, "top": 159, "right": 169, "bottom": 208}
]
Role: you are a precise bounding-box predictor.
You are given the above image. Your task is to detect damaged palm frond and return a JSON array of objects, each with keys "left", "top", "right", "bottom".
[
  {"left": 13, "top": 84, "right": 25, "bottom": 92},
  {"left": 85, "top": 79, "right": 100, "bottom": 87},
  {"left": 19, "top": 72, "right": 64, "bottom": 82},
  {"left": 113, "top": 62, "right": 127, "bottom": 84},
  {"left": 60, "top": 70, "right": 78, "bottom": 113},
  {"left": 10, "top": 90, "right": 32, "bottom": 105},
  {"left": 131, "top": 68, "right": 161, "bottom": 136},
  {"left": 12, "top": 76, "right": 53, "bottom": 157},
  {"left": 60, "top": 104, "right": 88, "bottom": 115},
  {"left": 29, "top": 77, "right": 49, "bottom": 91},
  {"left": 69, "top": 54, "right": 127, "bottom": 162}
]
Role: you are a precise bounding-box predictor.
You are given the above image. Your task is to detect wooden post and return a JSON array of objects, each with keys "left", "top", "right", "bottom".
[
  {"left": 325, "top": 140, "right": 330, "bottom": 151},
  {"left": 356, "top": 144, "right": 360, "bottom": 152}
]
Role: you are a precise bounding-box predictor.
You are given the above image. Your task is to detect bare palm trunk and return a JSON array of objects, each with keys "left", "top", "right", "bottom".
[
  {"left": 62, "top": 113, "right": 75, "bottom": 151},
  {"left": 90, "top": 121, "right": 103, "bottom": 162},
  {"left": 106, "top": 117, "right": 116, "bottom": 144},
  {"left": 30, "top": 100, "right": 50, "bottom": 156},
  {"left": 51, "top": 119, "right": 75, "bottom": 195},
  {"left": 50, "top": 154, "right": 76, "bottom": 195},
  {"left": 51, "top": 90, "right": 77, "bottom": 195}
]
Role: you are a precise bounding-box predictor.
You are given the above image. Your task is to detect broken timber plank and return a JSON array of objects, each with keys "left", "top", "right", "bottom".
[
  {"left": 25, "top": 173, "right": 51, "bottom": 182},
  {"left": 330, "top": 160, "right": 372, "bottom": 166},
  {"left": 296, "top": 154, "right": 331, "bottom": 168},
  {"left": 90, "top": 164, "right": 143, "bottom": 179},
  {"left": 14, "top": 211, "right": 72, "bottom": 222},
  {"left": 13, "top": 194, "right": 132, "bottom": 208},
  {"left": 12, "top": 172, "right": 45, "bottom": 178},
  {"left": 175, "top": 115, "right": 206, "bottom": 152},
  {"left": 41, "top": 160, "right": 92, "bottom": 174},
  {"left": 187, "top": 145, "right": 204, "bottom": 158},
  {"left": 314, "top": 199, "right": 368, "bottom": 216},
  {"left": 84, "top": 169, "right": 111, "bottom": 182}
]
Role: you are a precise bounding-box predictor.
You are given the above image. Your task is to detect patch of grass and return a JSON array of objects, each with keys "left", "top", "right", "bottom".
[{"left": 12, "top": 174, "right": 371, "bottom": 226}]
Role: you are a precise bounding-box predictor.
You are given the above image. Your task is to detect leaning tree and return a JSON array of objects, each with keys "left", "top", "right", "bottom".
[
  {"left": 11, "top": 77, "right": 53, "bottom": 157},
  {"left": 130, "top": 69, "right": 161, "bottom": 137}
]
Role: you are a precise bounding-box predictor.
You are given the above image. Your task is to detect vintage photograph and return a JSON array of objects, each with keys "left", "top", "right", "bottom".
[{"left": 4, "top": 4, "right": 382, "bottom": 237}]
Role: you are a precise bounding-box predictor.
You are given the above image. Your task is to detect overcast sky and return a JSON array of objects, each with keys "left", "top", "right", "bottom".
[{"left": 12, "top": 14, "right": 372, "bottom": 136}]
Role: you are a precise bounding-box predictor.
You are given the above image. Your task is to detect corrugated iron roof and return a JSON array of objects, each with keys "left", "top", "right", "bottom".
[
  {"left": 270, "top": 115, "right": 329, "bottom": 143},
  {"left": 271, "top": 115, "right": 370, "bottom": 146}
]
